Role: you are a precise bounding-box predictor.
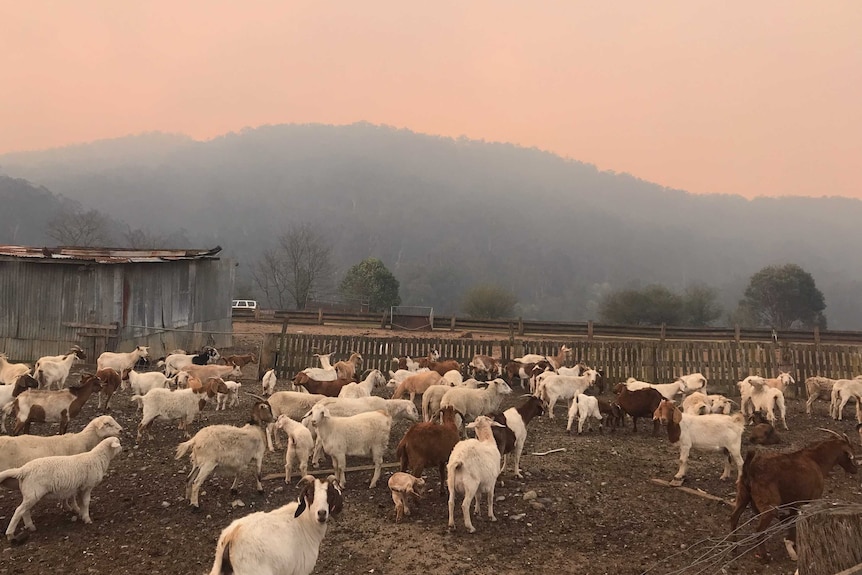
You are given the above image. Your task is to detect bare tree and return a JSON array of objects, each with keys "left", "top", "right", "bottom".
[
  {"left": 252, "top": 223, "right": 333, "bottom": 309},
  {"left": 46, "top": 209, "right": 114, "bottom": 246},
  {"left": 122, "top": 226, "right": 189, "bottom": 249}
]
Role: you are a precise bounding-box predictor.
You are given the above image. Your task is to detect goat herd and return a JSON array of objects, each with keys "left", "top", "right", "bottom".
[{"left": 0, "top": 342, "right": 861, "bottom": 574}]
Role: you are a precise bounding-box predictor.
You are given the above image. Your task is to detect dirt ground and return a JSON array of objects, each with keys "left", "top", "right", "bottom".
[{"left": 1, "top": 324, "right": 860, "bottom": 575}]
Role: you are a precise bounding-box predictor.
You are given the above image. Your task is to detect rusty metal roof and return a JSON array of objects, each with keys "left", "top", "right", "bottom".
[{"left": 0, "top": 245, "right": 222, "bottom": 264}]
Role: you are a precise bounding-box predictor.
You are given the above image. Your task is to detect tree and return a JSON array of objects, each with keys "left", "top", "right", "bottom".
[
  {"left": 251, "top": 223, "right": 333, "bottom": 309},
  {"left": 682, "top": 284, "right": 724, "bottom": 326},
  {"left": 461, "top": 285, "right": 517, "bottom": 319},
  {"left": 598, "top": 284, "right": 723, "bottom": 326},
  {"left": 738, "top": 264, "right": 826, "bottom": 329},
  {"left": 46, "top": 208, "right": 114, "bottom": 246},
  {"left": 599, "top": 285, "right": 683, "bottom": 326},
  {"left": 339, "top": 258, "right": 401, "bottom": 312}
]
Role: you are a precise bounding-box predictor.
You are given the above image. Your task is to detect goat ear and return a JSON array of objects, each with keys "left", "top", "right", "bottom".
[
  {"left": 294, "top": 496, "right": 307, "bottom": 518},
  {"left": 672, "top": 407, "right": 682, "bottom": 425}
]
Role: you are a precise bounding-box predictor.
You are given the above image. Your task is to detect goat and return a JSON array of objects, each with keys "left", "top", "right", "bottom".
[
  {"left": 32, "top": 346, "right": 85, "bottom": 374},
  {"left": 180, "top": 363, "right": 243, "bottom": 382},
  {"left": 804, "top": 376, "right": 836, "bottom": 415},
  {"left": 762, "top": 372, "right": 795, "bottom": 394},
  {"left": 490, "top": 395, "right": 545, "bottom": 478},
  {"left": 123, "top": 369, "right": 170, "bottom": 405},
  {"left": 175, "top": 402, "right": 273, "bottom": 510},
  {"left": 392, "top": 370, "right": 445, "bottom": 402},
  {"left": 653, "top": 399, "right": 745, "bottom": 486},
  {"left": 0, "top": 353, "right": 31, "bottom": 385},
  {"left": 308, "top": 404, "right": 392, "bottom": 488},
  {"left": 216, "top": 380, "right": 242, "bottom": 410},
  {"left": 503, "top": 360, "right": 537, "bottom": 391},
  {"left": 446, "top": 415, "right": 504, "bottom": 533},
  {"left": 682, "top": 391, "right": 712, "bottom": 415},
  {"left": 208, "top": 474, "right": 343, "bottom": 575},
  {"left": 537, "top": 369, "right": 599, "bottom": 418},
  {"left": 0, "top": 437, "right": 122, "bottom": 541},
  {"left": 261, "top": 368, "right": 278, "bottom": 396},
  {"left": 33, "top": 351, "right": 83, "bottom": 390},
  {"left": 830, "top": 378, "right": 862, "bottom": 421},
  {"left": 0, "top": 415, "right": 122, "bottom": 475},
  {"left": 12, "top": 373, "right": 102, "bottom": 435},
  {"left": 624, "top": 377, "right": 686, "bottom": 401},
  {"left": 135, "top": 378, "right": 229, "bottom": 443},
  {"left": 747, "top": 412, "right": 782, "bottom": 445},
  {"left": 468, "top": 355, "right": 502, "bottom": 380},
  {"left": 96, "top": 345, "right": 150, "bottom": 374},
  {"left": 0, "top": 374, "right": 40, "bottom": 433},
  {"left": 264, "top": 392, "right": 327, "bottom": 450},
  {"left": 729, "top": 429, "right": 857, "bottom": 560},
  {"left": 293, "top": 372, "right": 353, "bottom": 397},
  {"left": 221, "top": 353, "right": 257, "bottom": 368},
  {"left": 274, "top": 415, "right": 315, "bottom": 483},
  {"left": 566, "top": 393, "right": 603, "bottom": 434},
  {"left": 745, "top": 377, "right": 789, "bottom": 429},
  {"left": 95, "top": 367, "right": 124, "bottom": 410},
  {"left": 164, "top": 347, "right": 220, "bottom": 377},
  {"left": 388, "top": 472, "right": 426, "bottom": 522},
  {"left": 334, "top": 352, "right": 363, "bottom": 381},
  {"left": 396, "top": 406, "right": 462, "bottom": 497},
  {"left": 597, "top": 398, "right": 624, "bottom": 432},
  {"left": 614, "top": 383, "right": 662, "bottom": 435},
  {"left": 440, "top": 379, "right": 513, "bottom": 431},
  {"left": 338, "top": 369, "right": 385, "bottom": 398}
]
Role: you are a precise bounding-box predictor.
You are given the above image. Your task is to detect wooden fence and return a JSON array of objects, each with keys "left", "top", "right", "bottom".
[{"left": 260, "top": 333, "right": 862, "bottom": 395}]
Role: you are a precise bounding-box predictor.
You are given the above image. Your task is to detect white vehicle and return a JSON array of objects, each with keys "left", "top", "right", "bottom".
[{"left": 232, "top": 299, "right": 258, "bottom": 311}]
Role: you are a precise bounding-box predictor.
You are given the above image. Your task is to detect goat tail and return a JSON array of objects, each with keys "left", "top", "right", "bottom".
[
  {"left": 740, "top": 449, "right": 757, "bottom": 491},
  {"left": 209, "top": 527, "right": 236, "bottom": 575},
  {"left": 130, "top": 395, "right": 144, "bottom": 405},
  {"left": 395, "top": 437, "right": 408, "bottom": 471},
  {"left": 730, "top": 412, "right": 745, "bottom": 426},
  {"left": 175, "top": 439, "right": 194, "bottom": 460},
  {"left": 0, "top": 467, "right": 22, "bottom": 489},
  {"left": 34, "top": 369, "right": 46, "bottom": 388}
]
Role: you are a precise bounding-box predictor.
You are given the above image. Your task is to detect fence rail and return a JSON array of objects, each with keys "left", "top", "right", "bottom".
[
  {"left": 235, "top": 309, "right": 862, "bottom": 345},
  {"left": 258, "top": 332, "right": 862, "bottom": 396}
]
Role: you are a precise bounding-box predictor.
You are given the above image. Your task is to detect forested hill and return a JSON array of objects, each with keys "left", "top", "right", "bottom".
[{"left": 2, "top": 123, "right": 861, "bottom": 327}]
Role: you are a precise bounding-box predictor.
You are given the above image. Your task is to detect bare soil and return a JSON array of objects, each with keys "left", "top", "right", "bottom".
[{"left": 1, "top": 324, "right": 860, "bottom": 575}]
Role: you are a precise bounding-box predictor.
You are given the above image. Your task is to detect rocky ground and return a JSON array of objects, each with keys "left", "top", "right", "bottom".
[{"left": 0, "top": 325, "right": 859, "bottom": 575}]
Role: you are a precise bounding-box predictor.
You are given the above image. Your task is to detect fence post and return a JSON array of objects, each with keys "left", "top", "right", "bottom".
[
  {"left": 380, "top": 310, "right": 387, "bottom": 329},
  {"left": 317, "top": 308, "right": 324, "bottom": 326},
  {"left": 518, "top": 316, "right": 524, "bottom": 336},
  {"left": 450, "top": 315, "right": 456, "bottom": 331},
  {"left": 734, "top": 324, "right": 741, "bottom": 343},
  {"left": 587, "top": 320, "right": 594, "bottom": 342},
  {"left": 814, "top": 326, "right": 821, "bottom": 345},
  {"left": 660, "top": 323, "right": 666, "bottom": 343},
  {"left": 276, "top": 317, "right": 289, "bottom": 379}
]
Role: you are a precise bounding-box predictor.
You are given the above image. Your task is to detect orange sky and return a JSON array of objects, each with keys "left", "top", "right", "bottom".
[{"left": 2, "top": 1, "right": 860, "bottom": 198}]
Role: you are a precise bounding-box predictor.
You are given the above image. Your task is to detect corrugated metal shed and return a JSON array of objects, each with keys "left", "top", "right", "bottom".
[{"left": 0, "top": 245, "right": 233, "bottom": 362}]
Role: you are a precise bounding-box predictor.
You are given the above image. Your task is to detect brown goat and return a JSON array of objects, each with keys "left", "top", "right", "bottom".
[
  {"left": 729, "top": 431, "right": 858, "bottom": 560},
  {"left": 292, "top": 372, "right": 353, "bottom": 397},
  {"left": 597, "top": 398, "right": 624, "bottom": 432},
  {"left": 221, "top": 353, "right": 257, "bottom": 368},
  {"left": 13, "top": 373, "right": 103, "bottom": 435},
  {"left": 614, "top": 383, "right": 662, "bottom": 435},
  {"left": 504, "top": 361, "right": 538, "bottom": 390},
  {"left": 95, "top": 368, "right": 126, "bottom": 411},
  {"left": 747, "top": 412, "right": 781, "bottom": 445},
  {"left": 392, "top": 371, "right": 444, "bottom": 402},
  {"left": 804, "top": 376, "right": 835, "bottom": 415},
  {"left": 430, "top": 360, "right": 461, "bottom": 377},
  {"left": 396, "top": 406, "right": 461, "bottom": 497},
  {"left": 334, "top": 352, "right": 363, "bottom": 381}
]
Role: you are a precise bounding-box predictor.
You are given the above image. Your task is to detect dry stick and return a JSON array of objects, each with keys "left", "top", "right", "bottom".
[
  {"left": 263, "top": 461, "right": 401, "bottom": 481},
  {"left": 529, "top": 448, "right": 567, "bottom": 456},
  {"left": 649, "top": 478, "right": 736, "bottom": 507}
]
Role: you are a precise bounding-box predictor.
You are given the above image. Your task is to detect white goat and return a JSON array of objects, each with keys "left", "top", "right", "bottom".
[
  {"left": 0, "top": 415, "right": 122, "bottom": 473},
  {"left": 653, "top": 399, "right": 745, "bottom": 486},
  {"left": 208, "top": 474, "right": 342, "bottom": 575},
  {"left": 96, "top": 345, "right": 149, "bottom": 373},
  {"left": 124, "top": 369, "right": 170, "bottom": 398},
  {"left": 308, "top": 404, "right": 392, "bottom": 488},
  {"left": 33, "top": 352, "right": 82, "bottom": 390},
  {"left": 682, "top": 392, "right": 712, "bottom": 415},
  {"left": 706, "top": 394, "right": 735, "bottom": 415},
  {"left": 566, "top": 394, "right": 603, "bottom": 434},
  {"left": 741, "top": 376, "right": 788, "bottom": 429},
  {"left": 261, "top": 368, "right": 278, "bottom": 396},
  {"left": 175, "top": 402, "right": 273, "bottom": 509},
  {"left": 0, "top": 437, "right": 122, "bottom": 540},
  {"left": 163, "top": 348, "right": 219, "bottom": 377},
  {"left": 0, "top": 354, "right": 31, "bottom": 385},
  {"left": 538, "top": 369, "right": 599, "bottom": 418},
  {"left": 624, "top": 377, "right": 686, "bottom": 401},
  {"left": 264, "top": 391, "right": 327, "bottom": 450},
  {"left": 338, "top": 369, "right": 386, "bottom": 398},
  {"left": 677, "top": 372, "right": 708, "bottom": 393},
  {"left": 0, "top": 375, "right": 39, "bottom": 432},
  {"left": 440, "top": 379, "right": 512, "bottom": 429},
  {"left": 134, "top": 379, "right": 228, "bottom": 443},
  {"left": 32, "top": 347, "right": 85, "bottom": 373},
  {"left": 446, "top": 415, "right": 504, "bottom": 533},
  {"left": 274, "top": 415, "right": 315, "bottom": 483},
  {"left": 216, "top": 380, "right": 242, "bottom": 410},
  {"left": 831, "top": 378, "right": 862, "bottom": 421}
]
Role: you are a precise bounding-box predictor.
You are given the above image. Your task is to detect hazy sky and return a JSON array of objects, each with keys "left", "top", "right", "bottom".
[{"left": 2, "top": 1, "right": 860, "bottom": 198}]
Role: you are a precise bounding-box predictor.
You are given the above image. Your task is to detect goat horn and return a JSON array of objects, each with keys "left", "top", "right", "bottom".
[
  {"left": 816, "top": 427, "right": 844, "bottom": 440},
  {"left": 242, "top": 391, "right": 269, "bottom": 402}
]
